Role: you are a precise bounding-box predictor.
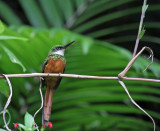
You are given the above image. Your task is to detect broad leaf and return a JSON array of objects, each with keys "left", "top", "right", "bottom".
[
  {"left": 1, "top": 46, "right": 26, "bottom": 72},
  {"left": 24, "top": 112, "right": 34, "bottom": 129},
  {"left": 0, "top": 36, "right": 28, "bottom": 41}
]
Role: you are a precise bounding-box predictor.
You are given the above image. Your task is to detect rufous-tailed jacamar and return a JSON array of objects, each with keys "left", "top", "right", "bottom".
[{"left": 41, "top": 41, "right": 74, "bottom": 125}]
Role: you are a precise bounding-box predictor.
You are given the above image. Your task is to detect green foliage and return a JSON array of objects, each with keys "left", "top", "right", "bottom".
[
  {"left": 0, "top": 0, "right": 160, "bottom": 47},
  {"left": 24, "top": 112, "right": 34, "bottom": 130},
  {"left": 0, "top": 1, "right": 22, "bottom": 26},
  {"left": 0, "top": 36, "right": 28, "bottom": 41},
  {"left": 0, "top": 25, "right": 159, "bottom": 130},
  {"left": 1, "top": 46, "right": 26, "bottom": 72},
  {"left": 14, "top": 112, "right": 36, "bottom": 131},
  {"left": 0, "top": 0, "right": 160, "bottom": 130}
]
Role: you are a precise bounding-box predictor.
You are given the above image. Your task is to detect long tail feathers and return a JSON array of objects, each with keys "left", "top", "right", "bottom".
[{"left": 42, "top": 87, "right": 53, "bottom": 126}]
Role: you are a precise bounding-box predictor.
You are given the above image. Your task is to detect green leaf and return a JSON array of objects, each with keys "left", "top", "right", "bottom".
[
  {"left": 73, "top": 0, "right": 134, "bottom": 28},
  {"left": 0, "top": 1, "right": 22, "bottom": 25},
  {"left": 1, "top": 46, "right": 26, "bottom": 72},
  {"left": 139, "top": 26, "right": 146, "bottom": 39},
  {"left": 81, "top": 38, "right": 93, "bottom": 54},
  {"left": 19, "top": 0, "right": 48, "bottom": 28},
  {"left": 55, "top": 0, "right": 74, "bottom": 21},
  {"left": 73, "top": 6, "right": 141, "bottom": 33},
  {"left": 0, "top": 21, "right": 5, "bottom": 34},
  {"left": 24, "top": 112, "right": 34, "bottom": 129},
  {"left": 39, "top": 0, "right": 63, "bottom": 28},
  {"left": 75, "top": 0, "right": 85, "bottom": 7},
  {"left": 0, "top": 36, "right": 28, "bottom": 41},
  {"left": 18, "top": 123, "right": 26, "bottom": 130}
]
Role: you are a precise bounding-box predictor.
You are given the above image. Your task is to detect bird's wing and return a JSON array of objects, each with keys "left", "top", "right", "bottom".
[{"left": 41, "top": 58, "right": 48, "bottom": 87}]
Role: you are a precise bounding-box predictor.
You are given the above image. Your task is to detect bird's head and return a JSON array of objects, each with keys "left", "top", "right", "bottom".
[{"left": 50, "top": 41, "right": 74, "bottom": 56}]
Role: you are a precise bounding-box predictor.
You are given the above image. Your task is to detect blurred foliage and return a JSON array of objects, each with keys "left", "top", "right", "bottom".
[
  {"left": 0, "top": 0, "right": 160, "bottom": 57},
  {"left": 0, "top": 0, "right": 160, "bottom": 131},
  {"left": 0, "top": 24, "right": 160, "bottom": 131}
]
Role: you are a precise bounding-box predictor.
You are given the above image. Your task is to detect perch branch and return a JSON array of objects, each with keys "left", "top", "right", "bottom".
[{"left": 0, "top": 73, "right": 159, "bottom": 82}]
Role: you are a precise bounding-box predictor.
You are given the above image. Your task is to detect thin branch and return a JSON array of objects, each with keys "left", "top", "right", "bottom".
[
  {"left": 2, "top": 74, "right": 12, "bottom": 131},
  {"left": 0, "top": 73, "right": 160, "bottom": 83},
  {"left": 0, "top": 110, "right": 11, "bottom": 129},
  {"left": 119, "top": 80, "right": 155, "bottom": 131},
  {"left": 123, "top": 77, "right": 160, "bottom": 83},
  {"left": 133, "top": 0, "right": 148, "bottom": 57},
  {"left": 0, "top": 73, "right": 118, "bottom": 79},
  {"left": 119, "top": 46, "right": 153, "bottom": 79}
]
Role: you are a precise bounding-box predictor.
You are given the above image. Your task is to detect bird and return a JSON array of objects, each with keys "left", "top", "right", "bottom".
[{"left": 41, "top": 41, "right": 74, "bottom": 125}]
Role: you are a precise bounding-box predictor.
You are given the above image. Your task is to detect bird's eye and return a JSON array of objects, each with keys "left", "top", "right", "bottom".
[{"left": 56, "top": 47, "right": 61, "bottom": 50}]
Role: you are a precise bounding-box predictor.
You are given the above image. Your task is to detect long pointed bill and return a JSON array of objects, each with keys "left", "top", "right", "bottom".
[{"left": 64, "top": 41, "right": 75, "bottom": 49}]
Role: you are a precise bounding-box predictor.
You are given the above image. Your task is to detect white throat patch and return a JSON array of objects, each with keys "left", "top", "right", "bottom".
[{"left": 53, "top": 49, "right": 65, "bottom": 56}]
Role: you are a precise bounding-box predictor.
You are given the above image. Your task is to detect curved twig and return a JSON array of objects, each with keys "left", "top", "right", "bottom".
[
  {"left": 0, "top": 110, "right": 11, "bottom": 129},
  {"left": 143, "top": 47, "right": 153, "bottom": 71},
  {"left": 118, "top": 80, "right": 155, "bottom": 131},
  {"left": 118, "top": 46, "right": 153, "bottom": 79},
  {"left": 2, "top": 74, "right": 12, "bottom": 131},
  {"left": 33, "top": 77, "right": 44, "bottom": 131}
]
